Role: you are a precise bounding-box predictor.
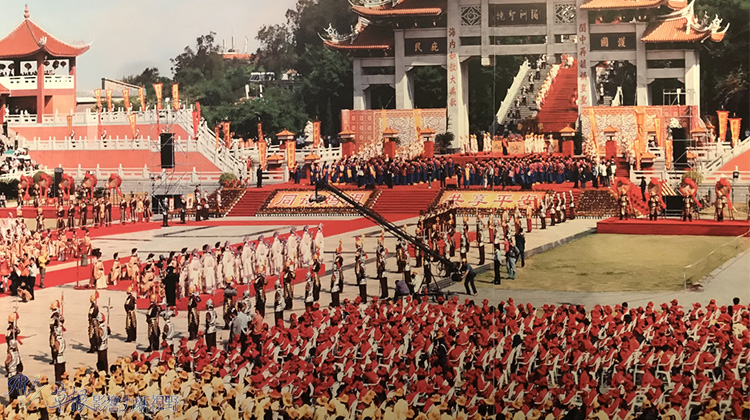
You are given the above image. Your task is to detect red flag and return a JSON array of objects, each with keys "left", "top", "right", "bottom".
[
  {"left": 312, "top": 121, "right": 321, "bottom": 148},
  {"left": 153, "top": 83, "right": 163, "bottom": 110},
  {"left": 138, "top": 87, "right": 146, "bottom": 110},
  {"left": 105, "top": 89, "right": 113, "bottom": 112},
  {"left": 215, "top": 125, "right": 220, "bottom": 149},
  {"left": 192, "top": 110, "right": 199, "bottom": 138},
  {"left": 128, "top": 114, "right": 137, "bottom": 138},
  {"left": 257, "top": 122, "right": 264, "bottom": 144},
  {"left": 94, "top": 89, "right": 101, "bottom": 111},
  {"left": 287, "top": 139, "right": 296, "bottom": 168},
  {"left": 66, "top": 114, "right": 73, "bottom": 133},
  {"left": 729, "top": 118, "right": 742, "bottom": 148},
  {"left": 122, "top": 90, "right": 131, "bottom": 110},
  {"left": 172, "top": 84, "right": 180, "bottom": 111},
  {"left": 717, "top": 110, "right": 729, "bottom": 142}
]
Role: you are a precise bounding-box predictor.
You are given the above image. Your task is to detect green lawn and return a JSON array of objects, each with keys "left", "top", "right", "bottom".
[{"left": 477, "top": 234, "right": 750, "bottom": 292}]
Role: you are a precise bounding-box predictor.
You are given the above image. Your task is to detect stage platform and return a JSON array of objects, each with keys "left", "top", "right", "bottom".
[{"left": 597, "top": 217, "right": 750, "bottom": 237}]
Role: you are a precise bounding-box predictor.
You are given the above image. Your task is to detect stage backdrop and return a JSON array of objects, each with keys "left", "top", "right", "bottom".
[
  {"left": 340, "top": 109, "right": 446, "bottom": 155},
  {"left": 437, "top": 191, "right": 545, "bottom": 210},
  {"left": 580, "top": 105, "right": 703, "bottom": 169}
]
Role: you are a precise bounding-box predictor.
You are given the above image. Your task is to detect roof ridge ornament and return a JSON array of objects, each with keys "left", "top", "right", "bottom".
[{"left": 24, "top": 4, "right": 29, "bottom": 19}]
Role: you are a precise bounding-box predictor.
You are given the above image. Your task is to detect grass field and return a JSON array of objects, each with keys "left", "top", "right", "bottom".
[{"left": 476, "top": 234, "right": 750, "bottom": 292}]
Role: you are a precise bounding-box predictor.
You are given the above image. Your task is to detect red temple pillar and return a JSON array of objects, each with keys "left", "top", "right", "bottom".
[{"left": 36, "top": 53, "right": 44, "bottom": 121}]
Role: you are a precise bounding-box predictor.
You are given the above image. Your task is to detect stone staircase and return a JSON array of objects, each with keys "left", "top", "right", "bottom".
[
  {"left": 534, "top": 61, "right": 579, "bottom": 133},
  {"left": 371, "top": 187, "right": 441, "bottom": 216},
  {"left": 226, "top": 188, "right": 274, "bottom": 217}
]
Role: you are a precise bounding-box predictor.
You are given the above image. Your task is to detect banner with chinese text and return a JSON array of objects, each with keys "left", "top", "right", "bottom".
[
  {"left": 138, "top": 87, "right": 145, "bottom": 110},
  {"left": 286, "top": 141, "right": 296, "bottom": 168},
  {"left": 172, "top": 84, "right": 180, "bottom": 111},
  {"left": 128, "top": 114, "right": 137, "bottom": 138},
  {"left": 105, "top": 89, "right": 113, "bottom": 112},
  {"left": 729, "top": 118, "right": 741, "bottom": 148},
  {"left": 122, "top": 89, "right": 131, "bottom": 110},
  {"left": 94, "top": 89, "right": 101, "bottom": 111},
  {"left": 265, "top": 190, "right": 373, "bottom": 209},
  {"left": 576, "top": 0, "right": 592, "bottom": 113},
  {"left": 258, "top": 138, "right": 267, "bottom": 169},
  {"left": 153, "top": 83, "right": 163, "bottom": 110},
  {"left": 312, "top": 121, "right": 321, "bottom": 148},
  {"left": 436, "top": 191, "right": 545, "bottom": 210},
  {"left": 717, "top": 110, "right": 729, "bottom": 142}
]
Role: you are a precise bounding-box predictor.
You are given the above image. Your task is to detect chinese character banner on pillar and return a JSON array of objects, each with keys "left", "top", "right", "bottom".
[{"left": 576, "top": 0, "right": 592, "bottom": 112}]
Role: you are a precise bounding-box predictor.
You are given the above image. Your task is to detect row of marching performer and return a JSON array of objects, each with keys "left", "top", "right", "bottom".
[{"left": 92, "top": 225, "right": 325, "bottom": 299}]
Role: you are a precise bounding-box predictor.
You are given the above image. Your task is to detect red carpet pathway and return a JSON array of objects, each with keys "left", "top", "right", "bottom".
[
  {"left": 535, "top": 61, "right": 579, "bottom": 133},
  {"left": 597, "top": 217, "right": 750, "bottom": 237}
]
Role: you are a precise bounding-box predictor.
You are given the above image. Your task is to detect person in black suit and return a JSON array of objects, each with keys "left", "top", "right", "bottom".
[
  {"left": 514, "top": 227, "right": 526, "bottom": 268},
  {"left": 256, "top": 165, "right": 263, "bottom": 188}
]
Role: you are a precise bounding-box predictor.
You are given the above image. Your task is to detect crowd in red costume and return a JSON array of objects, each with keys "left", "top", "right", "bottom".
[{"left": 125, "top": 296, "right": 749, "bottom": 419}]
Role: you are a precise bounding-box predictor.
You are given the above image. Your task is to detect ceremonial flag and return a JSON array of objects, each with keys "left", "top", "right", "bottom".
[
  {"left": 138, "top": 87, "right": 145, "bottom": 110},
  {"left": 153, "top": 83, "right": 163, "bottom": 110},
  {"left": 66, "top": 114, "right": 73, "bottom": 134},
  {"left": 729, "top": 118, "right": 742, "bottom": 148},
  {"left": 259, "top": 137, "right": 267, "bottom": 170},
  {"left": 105, "top": 89, "right": 113, "bottom": 112},
  {"left": 192, "top": 111, "right": 199, "bottom": 138},
  {"left": 717, "top": 110, "right": 729, "bottom": 142},
  {"left": 223, "top": 121, "right": 231, "bottom": 148},
  {"left": 172, "top": 84, "right": 180, "bottom": 111},
  {"left": 312, "top": 121, "right": 321, "bottom": 149},
  {"left": 128, "top": 114, "right": 137, "bottom": 138},
  {"left": 214, "top": 125, "right": 220, "bottom": 149},
  {"left": 257, "top": 122, "right": 264, "bottom": 144},
  {"left": 94, "top": 89, "right": 101, "bottom": 111}
]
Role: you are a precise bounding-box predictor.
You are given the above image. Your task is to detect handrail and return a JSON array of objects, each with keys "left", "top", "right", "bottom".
[{"left": 496, "top": 60, "right": 531, "bottom": 125}]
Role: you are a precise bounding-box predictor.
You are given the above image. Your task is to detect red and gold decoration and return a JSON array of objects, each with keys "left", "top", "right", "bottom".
[
  {"left": 105, "top": 89, "right": 113, "bottom": 112},
  {"left": 223, "top": 121, "right": 231, "bottom": 148},
  {"left": 122, "top": 89, "right": 131, "bottom": 110},
  {"left": 258, "top": 137, "right": 268, "bottom": 170},
  {"left": 717, "top": 110, "right": 729, "bottom": 143},
  {"left": 259, "top": 189, "right": 376, "bottom": 215},
  {"left": 128, "top": 114, "right": 137, "bottom": 138},
  {"left": 172, "top": 84, "right": 180, "bottom": 111},
  {"left": 715, "top": 178, "right": 733, "bottom": 210},
  {"left": 153, "top": 83, "right": 163, "bottom": 110},
  {"left": 66, "top": 114, "right": 73, "bottom": 134},
  {"left": 192, "top": 102, "right": 201, "bottom": 138},
  {"left": 94, "top": 89, "right": 101, "bottom": 111},
  {"left": 312, "top": 121, "right": 321, "bottom": 149},
  {"left": 138, "top": 87, "right": 146, "bottom": 110},
  {"left": 729, "top": 117, "right": 741, "bottom": 148},
  {"left": 214, "top": 125, "right": 221, "bottom": 149},
  {"left": 436, "top": 191, "right": 545, "bottom": 210}
]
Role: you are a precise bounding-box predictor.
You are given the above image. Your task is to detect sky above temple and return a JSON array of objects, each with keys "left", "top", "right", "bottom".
[{"left": 0, "top": 0, "right": 295, "bottom": 91}]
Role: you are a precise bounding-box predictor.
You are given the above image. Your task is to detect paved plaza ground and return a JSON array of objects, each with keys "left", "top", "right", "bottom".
[{"left": 1, "top": 214, "right": 748, "bottom": 399}]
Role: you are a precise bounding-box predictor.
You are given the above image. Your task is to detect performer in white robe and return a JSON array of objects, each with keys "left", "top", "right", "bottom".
[
  {"left": 256, "top": 236, "right": 269, "bottom": 276},
  {"left": 241, "top": 240, "right": 256, "bottom": 282},
  {"left": 222, "top": 243, "right": 236, "bottom": 283},
  {"left": 202, "top": 249, "right": 217, "bottom": 293},
  {"left": 187, "top": 250, "right": 202, "bottom": 292},
  {"left": 286, "top": 228, "right": 299, "bottom": 270},
  {"left": 313, "top": 224, "right": 324, "bottom": 259},
  {"left": 299, "top": 225, "right": 313, "bottom": 266},
  {"left": 270, "top": 232, "right": 283, "bottom": 276}
]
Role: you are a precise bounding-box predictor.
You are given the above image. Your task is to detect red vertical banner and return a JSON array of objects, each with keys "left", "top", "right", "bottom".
[
  {"left": 192, "top": 110, "right": 199, "bottom": 138},
  {"left": 94, "top": 89, "right": 102, "bottom": 111},
  {"left": 259, "top": 138, "right": 267, "bottom": 170},
  {"left": 223, "top": 121, "right": 231, "bottom": 147},
  {"left": 312, "top": 121, "right": 321, "bottom": 148},
  {"left": 172, "top": 84, "right": 180, "bottom": 111},
  {"left": 729, "top": 118, "right": 742, "bottom": 148},
  {"left": 153, "top": 83, "right": 163, "bottom": 110},
  {"left": 105, "top": 89, "right": 113, "bottom": 112},
  {"left": 214, "top": 125, "right": 221, "bottom": 149},
  {"left": 257, "top": 122, "right": 264, "bottom": 144},
  {"left": 122, "top": 90, "right": 131, "bottom": 110},
  {"left": 128, "top": 113, "right": 137, "bottom": 138},
  {"left": 66, "top": 114, "right": 73, "bottom": 134},
  {"left": 287, "top": 139, "right": 296, "bottom": 168},
  {"left": 717, "top": 110, "right": 729, "bottom": 142},
  {"left": 138, "top": 87, "right": 146, "bottom": 110}
]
